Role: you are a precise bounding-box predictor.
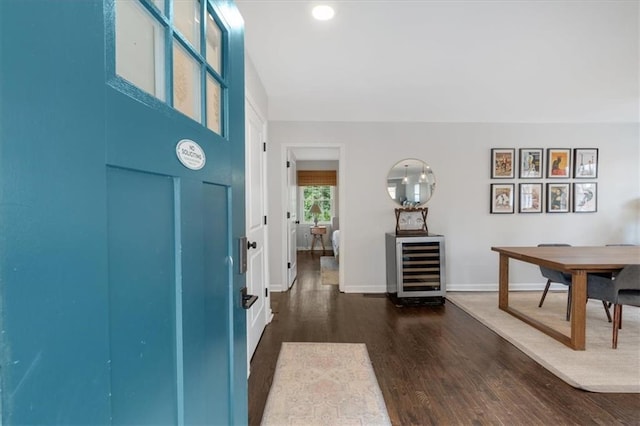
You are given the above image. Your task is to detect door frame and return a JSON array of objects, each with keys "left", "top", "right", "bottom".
[
  {"left": 244, "top": 92, "right": 272, "bottom": 371},
  {"left": 281, "top": 143, "right": 345, "bottom": 292}
]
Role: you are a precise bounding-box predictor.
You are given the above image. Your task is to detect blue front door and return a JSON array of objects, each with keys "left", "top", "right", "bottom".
[{"left": 0, "top": 1, "right": 247, "bottom": 424}]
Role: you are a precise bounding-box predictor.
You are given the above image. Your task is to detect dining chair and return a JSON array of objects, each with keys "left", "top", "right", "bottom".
[
  {"left": 537, "top": 243, "right": 573, "bottom": 321},
  {"left": 595, "top": 245, "right": 638, "bottom": 314},
  {"left": 602, "top": 243, "right": 637, "bottom": 281},
  {"left": 587, "top": 264, "right": 640, "bottom": 349}
]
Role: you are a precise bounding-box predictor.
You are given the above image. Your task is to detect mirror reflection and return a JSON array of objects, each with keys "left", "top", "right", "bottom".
[{"left": 387, "top": 158, "right": 436, "bottom": 207}]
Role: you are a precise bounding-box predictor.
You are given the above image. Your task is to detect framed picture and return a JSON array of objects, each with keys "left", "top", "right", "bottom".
[
  {"left": 574, "top": 148, "right": 598, "bottom": 178},
  {"left": 395, "top": 207, "right": 429, "bottom": 235},
  {"left": 546, "top": 148, "right": 571, "bottom": 178},
  {"left": 573, "top": 182, "right": 597, "bottom": 213},
  {"left": 519, "top": 148, "right": 543, "bottom": 178},
  {"left": 546, "top": 183, "right": 570, "bottom": 213},
  {"left": 491, "top": 148, "right": 515, "bottom": 179},
  {"left": 490, "top": 184, "right": 515, "bottom": 214},
  {"left": 519, "top": 183, "right": 543, "bottom": 213}
]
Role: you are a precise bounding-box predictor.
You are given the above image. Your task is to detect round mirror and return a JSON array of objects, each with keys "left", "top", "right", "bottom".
[{"left": 386, "top": 158, "right": 436, "bottom": 207}]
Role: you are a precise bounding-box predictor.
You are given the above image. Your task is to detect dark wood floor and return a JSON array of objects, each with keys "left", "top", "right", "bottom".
[{"left": 248, "top": 251, "right": 640, "bottom": 425}]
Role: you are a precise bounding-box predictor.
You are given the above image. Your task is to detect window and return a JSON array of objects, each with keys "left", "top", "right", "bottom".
[
  {"left": 300, "top": 186, "right": 334, "bottom": 223},
  {"left": 114, "top": 0, "right": 227, "bottom": 136},
  {"left": 412, "top": 184, "right": 421, "bottom": 204},
  {"left": 297, "top": 170, "right": 337, "bottom": 223}
]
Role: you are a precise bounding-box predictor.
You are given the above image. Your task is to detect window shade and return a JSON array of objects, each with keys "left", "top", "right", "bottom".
[{"left": 297, "top": 170, "right": 337, "bottom": 186}]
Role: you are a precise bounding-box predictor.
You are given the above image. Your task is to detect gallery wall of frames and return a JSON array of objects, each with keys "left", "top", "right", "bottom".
[{"left": 490, "top": 148, "right": 598, "bottom": 214}]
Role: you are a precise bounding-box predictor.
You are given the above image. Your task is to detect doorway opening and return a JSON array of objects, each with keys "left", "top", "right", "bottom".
[{"left": 284, "top": 145, "right": 344, "bottom": 292}]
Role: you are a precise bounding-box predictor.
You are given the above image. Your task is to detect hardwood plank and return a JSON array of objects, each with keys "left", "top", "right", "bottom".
[{"left": 249, "top": 251, "right": 640, "bottom": 425}]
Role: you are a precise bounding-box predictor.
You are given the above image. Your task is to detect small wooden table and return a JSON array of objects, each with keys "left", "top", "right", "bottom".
[
  {"left": 310, "top": 226, "right": 327, "bottom": 253},
  {"left": 491, "top": 245, "right": 640, "bottom": 350}
]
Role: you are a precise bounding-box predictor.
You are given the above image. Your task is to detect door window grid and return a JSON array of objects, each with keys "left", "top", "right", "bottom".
[
  {"left": 113, "top": 0, "right": 227, "bottom": 136},
  {"left": 299, "top": 186, "right": 335, "bottom": 224}
]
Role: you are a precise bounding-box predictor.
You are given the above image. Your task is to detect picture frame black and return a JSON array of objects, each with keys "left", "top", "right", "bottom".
[
  {"left": 573, "top": 182, "right": 597, "bottom": 213},
  {"left": 546, "top": 182, "right": 571, "bottom": 213},
  {"left": 490, "top": 183, "right": 515, "bottom": 214},
  {"left": 573, "top": 148, "right": 598, "bottom": 178},
  {"left": 519, "top": 148, "right": 543, "bottom": 178},
  {"left": 546, "top": 148, "right": 572, "bottom": 178},
  {"left": 491, "top": 148, "right": 515, "bottom": 179},
  {"left": 519, "top": 183, "right": 543, "bottom": 213}
]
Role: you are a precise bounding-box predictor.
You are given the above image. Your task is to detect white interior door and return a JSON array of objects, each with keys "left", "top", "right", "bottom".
[
  {"left": 287, "top": 152, "right": 298, "bottom": 288},
  {"left": 245, "top": 100, "right": 269, "bottom": 364}
]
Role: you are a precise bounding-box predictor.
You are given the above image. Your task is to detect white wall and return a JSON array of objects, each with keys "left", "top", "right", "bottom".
[
  {"left": 245, "top": 55, "right": 267, "bottom": 116},
  {"left": 267, "top": 121, "right": 639, "bottom": 292}
]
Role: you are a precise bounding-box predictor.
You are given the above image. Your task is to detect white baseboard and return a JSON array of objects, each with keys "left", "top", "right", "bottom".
[
  {"left": 269, "top": 283, "right": 288, "bottom": 292},
  {"left": 337, "top": 283, "right": 567, "bottom": 294},
  {"left": 342, "top": 285, "right": 387, "bottom": 294},
  {"left": 446, "top": 282, "right": 568, "bottom": 292},
  {"left": 270, "top": 282, "right": 566, "bottom": 294}
]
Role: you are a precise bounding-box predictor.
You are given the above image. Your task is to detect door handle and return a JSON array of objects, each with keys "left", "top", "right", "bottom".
[
  {"left": 241, "top": 287, "right": 258, "bottom": 310},
  {"left": 295, "top": 220, "right": 300, "bottom": 224},
  {"left": 248, "top": 241, "right": 257, "bottom": 249}
]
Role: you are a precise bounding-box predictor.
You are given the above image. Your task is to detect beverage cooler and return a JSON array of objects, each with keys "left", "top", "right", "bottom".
[{"left": 385, "top": 233, "right": 446, "bottom": 303}]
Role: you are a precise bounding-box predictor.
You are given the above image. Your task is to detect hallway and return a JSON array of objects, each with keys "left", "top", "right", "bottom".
[{"left": 248, "top": 251, "right": 639, "bottom": 425}]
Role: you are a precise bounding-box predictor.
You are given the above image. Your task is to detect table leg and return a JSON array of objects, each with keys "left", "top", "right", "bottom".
[
  {"left": 570, "top": 270, "right": 587, "bottom": 350},
  {"left": 498, "top": 253, "right": 509, "bottom": 310}
]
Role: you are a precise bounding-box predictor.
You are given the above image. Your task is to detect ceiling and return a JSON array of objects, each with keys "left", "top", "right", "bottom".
[{"left": 235, "top": 0, "right": 638, "bottom": 123}]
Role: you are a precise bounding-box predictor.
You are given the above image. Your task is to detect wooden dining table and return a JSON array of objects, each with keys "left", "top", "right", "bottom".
[{"left": 491, "top": 245, "right": 640, "bottom": 350}]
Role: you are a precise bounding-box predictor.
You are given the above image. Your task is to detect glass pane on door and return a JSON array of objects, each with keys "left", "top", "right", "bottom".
[
  {"left": 173, "top": 41, "right": 201, "bottom": 122},
  {"left": 174, "top": 0, "right": 200, "bottom": 51},
  {"left": 115, "top": 0, "right": 166, "bottom": 100},
  {"left": 150, "top": 0, "right": 165, "bottom": 16},
  {"left": 206, "top": 12, "right": 222, "bottom": 74},
  {"left": 206, "top": 75, "right": 221, "bottom": 134}
]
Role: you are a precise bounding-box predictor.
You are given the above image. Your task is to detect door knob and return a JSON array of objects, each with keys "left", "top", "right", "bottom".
[
  {"left": 241, "top": 287, "right": 258, "bottom": 309},
  {"left": 248, "top": 241, "right": 257, "bottom": 249}
]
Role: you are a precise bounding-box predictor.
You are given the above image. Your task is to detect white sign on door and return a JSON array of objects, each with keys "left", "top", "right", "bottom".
[{"left": 176, "top": 139, "right": 206, "bottom": 170}]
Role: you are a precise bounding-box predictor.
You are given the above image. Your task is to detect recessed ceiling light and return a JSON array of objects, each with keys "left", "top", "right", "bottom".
[{"left": 312, "top": 5, "right": 335, "bottom": 21}]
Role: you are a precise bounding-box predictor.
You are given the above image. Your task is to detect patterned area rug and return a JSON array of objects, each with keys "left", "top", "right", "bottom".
[
  {"left": 320, "top": 256, "right": 339, "bottom": 285},
  {"left": 261, "top": 342, "right": 391, "bottom": 425},
  {"left": 447, "top": 291, "right": 640, "bottom": 393}
]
